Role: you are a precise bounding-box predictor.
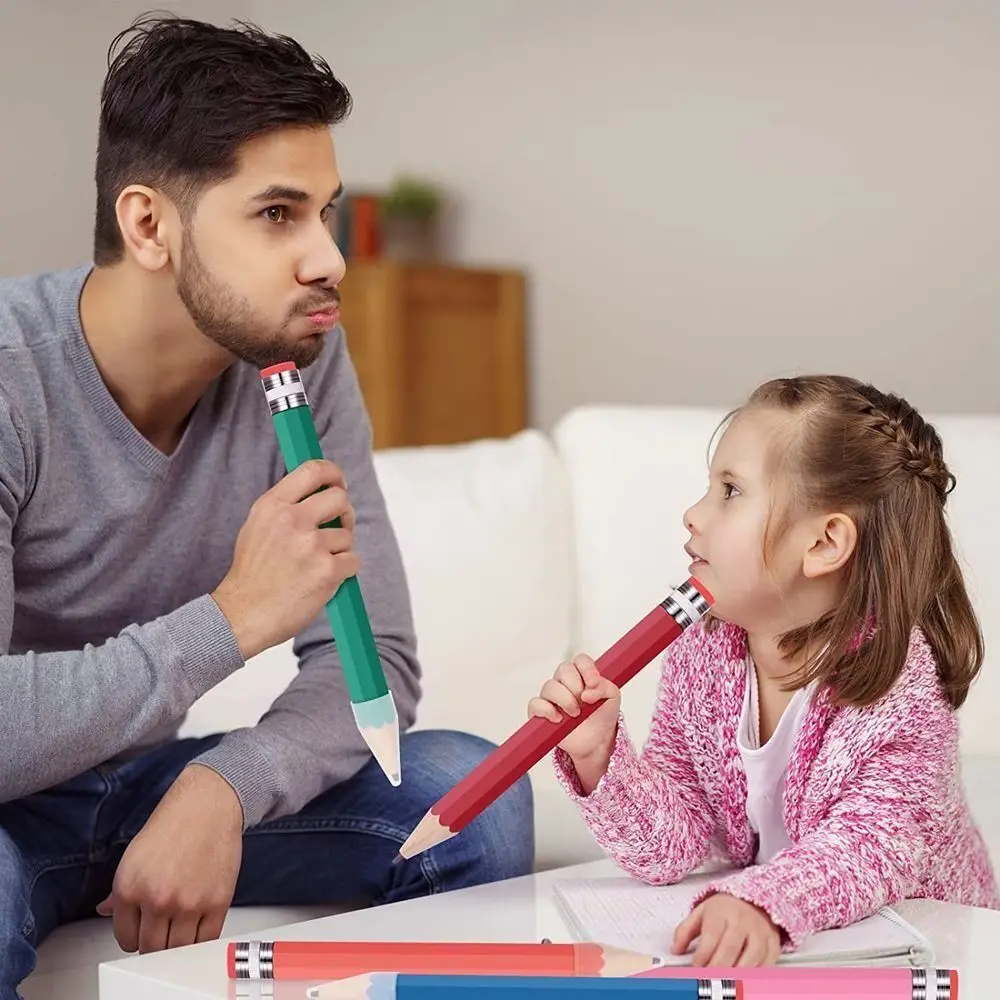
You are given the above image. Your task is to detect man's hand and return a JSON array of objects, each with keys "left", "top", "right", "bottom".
[
  {"left": 97, "top": 764, "right": 244, "bottom": 953},
  {"left": 671, "top": 892, "right": 782, "bottom": 966},
  {"left": 212, "top": 459, "right": 360, "bottom": 661}
]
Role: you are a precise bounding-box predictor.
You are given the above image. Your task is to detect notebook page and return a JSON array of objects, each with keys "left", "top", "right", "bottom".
[{"left": 551, "top": 874, "right": 934, "bottom": 966}]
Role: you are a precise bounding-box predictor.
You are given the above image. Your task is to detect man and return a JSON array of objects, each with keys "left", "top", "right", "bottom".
[{"left": 0, "top": 13, "right": 534, "bottom": 997}]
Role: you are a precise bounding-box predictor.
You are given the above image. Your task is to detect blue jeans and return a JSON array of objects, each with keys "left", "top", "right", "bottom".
[{"left": 0, "top": 729, "right": 534, "bottom": 999}]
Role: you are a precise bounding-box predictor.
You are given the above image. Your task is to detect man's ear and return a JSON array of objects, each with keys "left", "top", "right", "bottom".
[
  {"left": 802, "top": 511, "right": 856, "bottom": 579},
  {"left": 115, "top": 185, "right": 177, "bottom": 271}
]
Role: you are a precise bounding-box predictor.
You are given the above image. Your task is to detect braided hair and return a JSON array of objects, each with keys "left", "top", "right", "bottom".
[
  {"left": 849, "top": 381, "right": 956, "bottom": 504},
  {"left": 714, "top": 374, "right": 983, "bottom": 709}
]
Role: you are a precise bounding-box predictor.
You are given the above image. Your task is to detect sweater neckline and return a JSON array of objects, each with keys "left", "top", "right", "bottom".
[{"left": 60, "top": 265, "right": 215, "bottom": 478}]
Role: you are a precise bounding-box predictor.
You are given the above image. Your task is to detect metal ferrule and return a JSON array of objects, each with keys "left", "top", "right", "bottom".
[
  {"left": 661, "top": 578, "right": 712, "bottom": 629},
  {"left": 912, "top": 968, "right": 953, "bottom": 1000},
  {"left": 698, "top": 980, "right": 738, "bottom": 1000},
  {"left": 231, "top": 941, "right": 274, "bottom": 979},
  {"left": 260, "top": 367, "right": 310, "bottom": 416},
  {"left": 265, "top": 390, "right": 308, "bottom": 415}
]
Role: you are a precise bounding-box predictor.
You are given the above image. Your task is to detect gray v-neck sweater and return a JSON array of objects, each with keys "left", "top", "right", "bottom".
[{"left": 0, "top": 265, "right": 421, "bottom": 828}]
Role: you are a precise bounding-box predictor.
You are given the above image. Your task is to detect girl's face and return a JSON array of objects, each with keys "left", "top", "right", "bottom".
[{"left": 682, "top": 408, "right": 819, "bottom": 632}]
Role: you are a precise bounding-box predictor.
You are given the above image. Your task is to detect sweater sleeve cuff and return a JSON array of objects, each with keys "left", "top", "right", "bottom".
[
  {"left": 189, "top": 733, "right": 282, "bottom": 831},
  {"left": 552, "top": 713, "right": 642, "bottom": 818},
  {"left": 162, "top": 593, "right": 245, "bottom": 698},
  {"left": 690, "top": 869, "right": 806, "bottom": 950}
]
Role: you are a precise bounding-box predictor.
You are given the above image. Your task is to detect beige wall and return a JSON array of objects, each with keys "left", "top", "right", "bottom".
[
  {"left": 3, "top": 3, "right": 998, "bottom": 426},
  {"left": 253, "top": 0, "right": 1000, "bottom": 427},
  {"left": 0, "top": 1, "right": 248, "bottom": 276}
]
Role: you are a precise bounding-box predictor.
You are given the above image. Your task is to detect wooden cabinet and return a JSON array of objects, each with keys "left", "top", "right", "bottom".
[{"left": 337, "top": 261, "right": 527, "bottom": 450}]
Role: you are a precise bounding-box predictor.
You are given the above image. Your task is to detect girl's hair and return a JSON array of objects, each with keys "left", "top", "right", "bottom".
[{"left": 715, "top": 374, "right": 983, "bottom": 710}]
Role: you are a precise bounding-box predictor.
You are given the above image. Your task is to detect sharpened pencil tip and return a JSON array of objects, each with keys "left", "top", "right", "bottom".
[
  {"left": 391, "top": 852, "right": 404, "bottom": 865},
  {"left": 353, "top": 694, "right": 402, "bottom": 790}
]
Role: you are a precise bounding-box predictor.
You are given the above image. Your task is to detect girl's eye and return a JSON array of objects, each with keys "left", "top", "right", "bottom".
[
  {"left": 722, "top": 481, "right": 740, "bottom": 500},
  {"left": 263, "top": 206, "right": 287, "bottom": 224}
]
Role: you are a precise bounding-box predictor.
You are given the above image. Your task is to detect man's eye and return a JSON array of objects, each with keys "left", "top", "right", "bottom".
[{"left": 263, "top": 206, "right": 287, "bottom": 224}]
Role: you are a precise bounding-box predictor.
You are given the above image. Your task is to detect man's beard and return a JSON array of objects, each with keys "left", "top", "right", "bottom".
[{"left": 175, "top": 238, "right": 330, "bottom": 371}]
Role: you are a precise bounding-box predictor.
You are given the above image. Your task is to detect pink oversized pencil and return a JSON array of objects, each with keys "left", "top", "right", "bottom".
[{"left": 634, "top": 965, "right": 956, "bottom": 999}]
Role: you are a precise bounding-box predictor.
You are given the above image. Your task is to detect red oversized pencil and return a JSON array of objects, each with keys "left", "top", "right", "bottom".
[
  {"left": 393, "top": 577, "right": 713, "bottom": 861},
  {"left": 227, "top": 940, "right": 664, "bottom": 980},
  {"left": 634, "top": 964, "right": 957, "bottom": 999}
]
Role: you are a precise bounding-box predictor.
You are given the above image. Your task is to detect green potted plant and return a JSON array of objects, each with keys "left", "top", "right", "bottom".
[{"left": 379, "top": 174, "right": 443, "bottom": 261}]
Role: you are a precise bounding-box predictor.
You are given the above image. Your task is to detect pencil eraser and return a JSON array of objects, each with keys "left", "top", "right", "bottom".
[
  {"left": 690, "top": 577, "right": 715, "bottom": 605},
  {"left": 951, "top": 968, "right": 958, "bottom": 998},
  {"left": 226, "top": 942, "right": 235, "bottom": 978},
  {"left": 735, "top": 983, "right": 743, "bottom": 1000},
  {"left": 260, "top": 361, "right": 298, "bottom": 377}
]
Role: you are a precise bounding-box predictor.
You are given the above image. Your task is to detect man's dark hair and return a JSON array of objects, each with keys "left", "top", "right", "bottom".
[{"left": 93, "top": 12, "right": 352, "bottom": 265}]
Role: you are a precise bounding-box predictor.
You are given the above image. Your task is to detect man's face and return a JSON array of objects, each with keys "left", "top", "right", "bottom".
[{"left": 174, "top": 125, "right": 346, "bottom": 370}]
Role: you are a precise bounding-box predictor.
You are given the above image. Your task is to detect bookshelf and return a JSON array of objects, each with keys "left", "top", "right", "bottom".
[{"left": 337, "top": 260, "right": 528, "bottom": 450}]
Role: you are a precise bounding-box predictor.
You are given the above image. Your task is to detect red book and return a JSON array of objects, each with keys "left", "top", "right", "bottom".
[{"left": 349, "top": 194, "right": 380, "bottom": 259}]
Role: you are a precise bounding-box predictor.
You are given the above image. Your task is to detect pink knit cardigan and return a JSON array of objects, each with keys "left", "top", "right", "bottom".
[{"left": 553, "top": 619, "right": 1000, "bottom": 949}]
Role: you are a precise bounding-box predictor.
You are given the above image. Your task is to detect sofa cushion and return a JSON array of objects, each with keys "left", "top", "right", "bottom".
[{"left": 372, "top": 428, "right": 576, "bottom": 742}]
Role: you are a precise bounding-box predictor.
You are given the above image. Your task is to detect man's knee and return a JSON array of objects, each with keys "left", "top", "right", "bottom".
[
  {"left": 400, "top": 729, "right": 535, "bottom": 879},
  {"left": 477, "top": 763, "right": 535, "bottom": 880},
  {"left": 0, "top": 829, "right": 37, "bottom": 995}
]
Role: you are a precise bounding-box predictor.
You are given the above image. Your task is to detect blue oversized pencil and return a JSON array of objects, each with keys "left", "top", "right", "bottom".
[{"left": 306, "top": 971, "right": 741, "bottom": 999}]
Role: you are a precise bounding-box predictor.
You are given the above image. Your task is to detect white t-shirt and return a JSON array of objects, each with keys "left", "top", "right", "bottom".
[{"left": 737, "top": 659, "right": 818, "bottom": 863}]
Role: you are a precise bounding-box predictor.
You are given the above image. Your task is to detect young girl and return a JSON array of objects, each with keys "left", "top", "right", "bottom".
[{"left": 529, "top": 374, "right": 999, "bottom": 967}]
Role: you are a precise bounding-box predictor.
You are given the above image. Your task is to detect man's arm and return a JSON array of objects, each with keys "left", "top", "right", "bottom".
[
  {"left": 189, "top": 332, "right": 423, "bottom": 829},
  {"left": 0, "top": 395, "right": 246, "bottom": 802}
]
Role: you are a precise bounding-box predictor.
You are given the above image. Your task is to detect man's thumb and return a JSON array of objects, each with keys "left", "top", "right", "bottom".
[{"left": 96, "top": 895, "right": 112, "bottom": 917}]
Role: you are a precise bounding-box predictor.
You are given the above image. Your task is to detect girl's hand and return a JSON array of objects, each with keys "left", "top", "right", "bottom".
[
  {"left": 672, "top": 892, "right": 782, "bottom": 966},
  {"left": 527, "top": 653, "right": 621, "bottom": 767}
]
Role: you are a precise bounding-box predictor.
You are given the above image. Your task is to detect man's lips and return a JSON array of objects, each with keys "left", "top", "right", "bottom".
[
  {"left": 300, "top": 289, "right": 341, "bottom": 317},
  {"left": 305, "top": 304, "right": 340, "bottom": 325}
]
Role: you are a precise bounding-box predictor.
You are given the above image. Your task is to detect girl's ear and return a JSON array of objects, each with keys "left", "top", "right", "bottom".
[{"left": 802, "top": 512, "right": 856, "bottom": 579}]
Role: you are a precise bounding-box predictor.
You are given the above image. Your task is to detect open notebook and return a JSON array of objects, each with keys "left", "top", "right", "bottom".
[{"left": 551, "top": 871, "right": 934, "bottom": 967}]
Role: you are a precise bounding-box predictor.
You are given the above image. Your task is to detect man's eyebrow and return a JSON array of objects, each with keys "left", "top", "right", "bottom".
[{"left": 247, "top": 182, "right": 344, "bottom": 205}]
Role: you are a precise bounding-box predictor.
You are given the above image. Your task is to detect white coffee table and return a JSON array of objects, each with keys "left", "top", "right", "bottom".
[{"left": 98, "top": 858, "right": 1000, "bottom": 1000}]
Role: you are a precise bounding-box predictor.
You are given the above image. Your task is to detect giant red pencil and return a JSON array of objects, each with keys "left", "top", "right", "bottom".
[{"left": 393, "top": 578, "right": 713, "bottom": 861}]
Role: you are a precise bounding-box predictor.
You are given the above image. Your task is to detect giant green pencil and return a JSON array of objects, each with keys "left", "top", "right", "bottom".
[{"left": 260, "top": 362, "right": 400, "bottom": 786}]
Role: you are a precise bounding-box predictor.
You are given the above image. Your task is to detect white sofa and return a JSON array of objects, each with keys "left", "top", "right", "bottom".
[{"left": 25, "top": 404, "right": 1000, "bottom": 999}]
